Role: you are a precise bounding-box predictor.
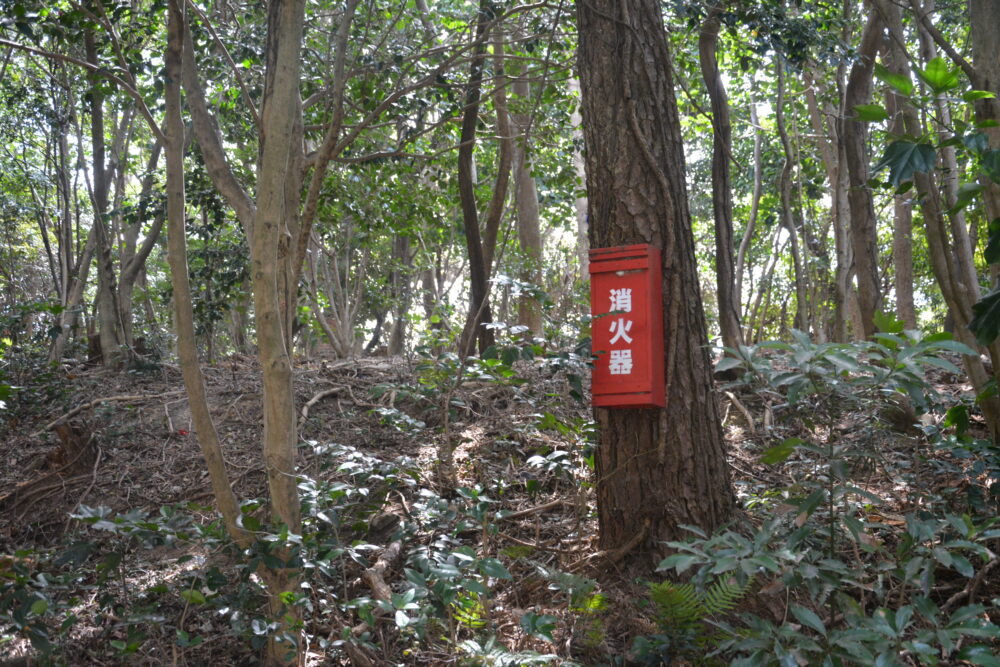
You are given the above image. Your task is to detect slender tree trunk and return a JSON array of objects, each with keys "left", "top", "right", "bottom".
[
  {"left": 882, "top": 3, "right": 917, "bottom": 328},
  {"left": 49, "top": 225, "right": 96, "bottom": 362},
  {"left": 85, "top": 30, "right": 123, "bottom": 368},
  {"left": 776, "top": 62, "right": 809, "bottom": 333},
  {"left": 735, "top": 85, "right": 763, "bottom": 312},
  {"left": 119, "top": 143, "right": 164, "bottom": 349},
  {"left": 165, "top": 0, "right": 248, "bottom": 551},
  {"left": 841, "top": 8, "right": 884, "bottom": 338},
  {"left": 569, "top": 77, "right": 589, "bottom": 275},
  {"left": 699, "top": 1, "right": 742, "bottom": 351},
  {"left": 511, "top": 75, "right": 544, "bottom": 337},
  {"left": 576, "top": 0, "right": 737, "bottom": 561},
  {"left": 388, "top": 233, "right": 412, "bottom": 355},
  {"left": 457, "top": 0, "right": 497, "bottom": 357},
  {"left": 883, "top": 0, "right": 1000, "bottom": 438}
]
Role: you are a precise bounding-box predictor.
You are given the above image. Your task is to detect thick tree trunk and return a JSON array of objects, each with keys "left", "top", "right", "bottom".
[
  {"left": 969, "top": 0, "right": 1000, "bottom": 227},
  {"left": 576, "top": 0, "right": 737, "bottom": 562},
  {"left": 253, "top": 3, "right": 306, "bottom": 661},
  {"left": 699, "top": 1, "right": 742, "bottom": 351},
  {"left": 842, "top": 9, "right": 884, "bottom": 338}
]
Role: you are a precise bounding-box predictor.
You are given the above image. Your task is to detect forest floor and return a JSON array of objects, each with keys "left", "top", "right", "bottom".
[{"left": 0, "top": 347, "right": 995, "bottom": 665}]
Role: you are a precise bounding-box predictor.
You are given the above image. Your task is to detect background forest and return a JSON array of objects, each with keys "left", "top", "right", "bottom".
[{"left": 3, "top": 0, "right": 1000, "bottom": 665}]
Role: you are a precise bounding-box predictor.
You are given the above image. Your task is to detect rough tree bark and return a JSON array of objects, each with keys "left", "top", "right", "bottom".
[
  {"left": 252, "top": 3, "right": 307, "bottom": 661},
  {"left": 576, "top": 0, "right": 738, "bottom": 561}
]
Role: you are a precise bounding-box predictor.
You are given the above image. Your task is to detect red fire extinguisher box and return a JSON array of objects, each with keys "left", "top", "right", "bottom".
[{"left": 589, "top": 244, "right": 665, "bottom": 408}]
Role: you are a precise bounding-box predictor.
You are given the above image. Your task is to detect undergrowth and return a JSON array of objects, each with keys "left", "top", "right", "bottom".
[{"left": 5, "top": 328, "right": 1000, "bottom": 665}]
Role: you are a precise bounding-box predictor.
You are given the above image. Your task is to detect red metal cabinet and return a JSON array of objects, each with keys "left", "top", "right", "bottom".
[{"left": 589, "top": 244, "right": 665, "bottom": 408}]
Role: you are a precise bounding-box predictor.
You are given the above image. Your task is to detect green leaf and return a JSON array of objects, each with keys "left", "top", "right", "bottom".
[
  {"left": 873, "top": 141, "right": 937, "bottom": 187},
  {"left": 30, "top": 599, "right": 48, "bottom": 615},
  {"left": 478, "top": 558, "right": 511, "bottom": 579},
  {"left": 922, "top": 338, "right": 976, "bottom": 356},
  {"left": 715, "top": 356, "right": 744, "bottom": 372},
  {"left": 982, "top": 150, "right": 1000, "bottom": 184},
  {"left": 951, "top": 554, "right": 975, "bottom": 577},
  {"left": 963, "top": 90, "right": 996, "bottom": 103},
  {"left": 791, "top": 604, "right": 827, "bottom": 636},
  {"left": 969, "top": 288, "right": 1000, "bottom": 345},
  {"left": 873, "top": 310, "right": 905, "bottom": 334},
  {"left": 853, "top": 104, "right": 889, "bottom": 122},
  {"left": 984, "top": 218, "right": 1000, "bottom": 264},
  {"left": 827, "top": 352, "right": 860, "bottom": 372},
  {"left": 963, "top": 132, "right": 990, "bottom": 154},
  {"left": 180, "top": 589, "right": 207, "bottom": 605},
  {"left": 916, "top": 56, "right": 961, "bottom": 94},
  {"left": 959, "top": 646, "right": 1000, "bottom": 666},
  {"left": 875, "top": 63, "right": 914, "bottom": 97},
  {"left": 657, "top": 553, "right": 700, "bottom": 574},
  {"left": 949, "top": 182, "right": 985, "bottom": 215},
  {"left": 761, "top": 437, "right": 804, "bottom": 464}
]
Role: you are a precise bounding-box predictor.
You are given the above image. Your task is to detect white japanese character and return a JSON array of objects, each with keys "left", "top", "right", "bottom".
[
  {"left": 609, "top": 349, "right": 633, "bottom": 375},
  {"left": 609, "top": 288, "right": 633, "bottom": 313},
  {"left": 609, "top": 317, "right": 633, "bottom": 344}
]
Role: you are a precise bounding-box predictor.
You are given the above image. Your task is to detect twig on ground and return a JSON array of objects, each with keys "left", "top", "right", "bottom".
[
  {"left": 498, "top": 531, "right": 580, "bottom": 555},
  {"left": 725, "top": 391, "right": 757, "bottom": 435},
  {"left": 77, "top": 446, "right": 104, "bottom": 505},
  {"left": 943, "top": 556, "right": 1000, "bottom": 612},
  {"left": 497, "top": 499, "right": 567, "bottom": 522},
  {"left": 298, "top": 386, "right": 345, "bottom": 428}
]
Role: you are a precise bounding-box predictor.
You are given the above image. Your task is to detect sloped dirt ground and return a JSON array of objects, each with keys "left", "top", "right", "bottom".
[
  {"left": 0, "top": 351, "right": 997, "bottom": 665},
  {"left": 0, "top": 352, "right": 624, "bottom": 665}
]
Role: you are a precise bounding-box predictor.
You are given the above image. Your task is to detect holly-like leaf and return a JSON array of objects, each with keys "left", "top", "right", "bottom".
[
  {"left": 915, "top": 56, "right": 961, "bottom": 94},
  {"left": 873, "top": 140, "right": 937, "bottom": 187},
  {"left": 791, "top": 604, "right": 827, "bottom": 636}
]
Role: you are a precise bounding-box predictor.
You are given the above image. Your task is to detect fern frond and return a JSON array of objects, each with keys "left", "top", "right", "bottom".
[
  {"left": 648, "top": 576, "right": 753, "bottom": 630},
  {"left": 701, "top": 576, "right": 752, "bottom": 616},
  {"left": 648, "top": 581, "right": 705, "bottom": 628}
]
